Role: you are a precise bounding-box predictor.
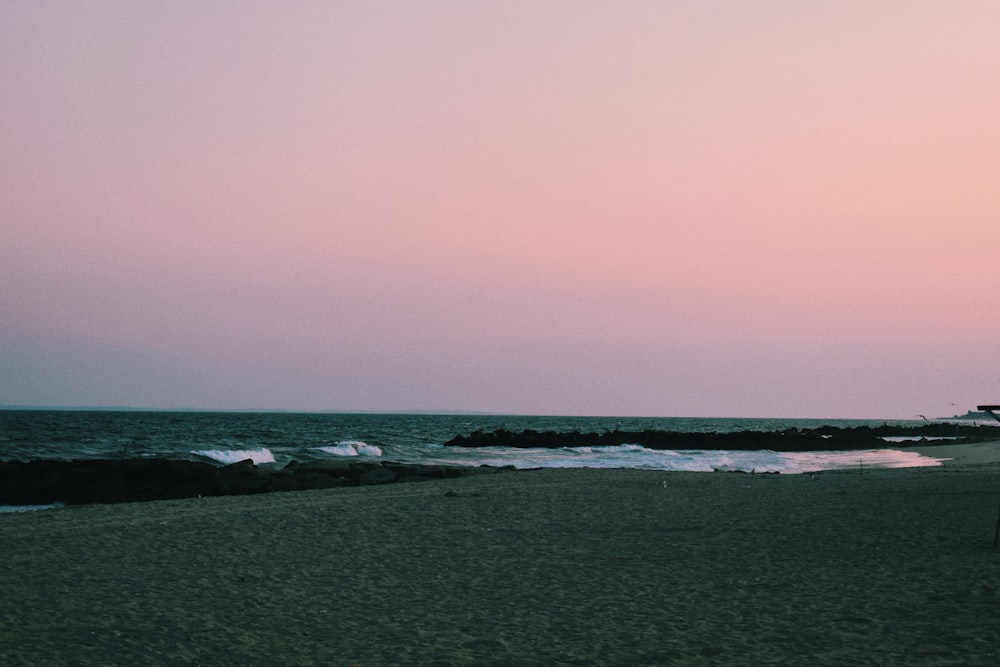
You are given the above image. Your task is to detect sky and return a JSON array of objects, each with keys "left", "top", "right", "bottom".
[{"left": 1, "top": 1, "right": 998, "bottom": 419}]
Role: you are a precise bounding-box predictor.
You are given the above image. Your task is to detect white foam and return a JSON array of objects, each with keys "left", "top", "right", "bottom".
[
  {"left": 881, "top": 436, "right": 958, "bottom": 443},
  {"left": 0, "top": 502, "right": 65, "bottom": 514},
  {"left": 192, "top": 448, "right": 276, "bottom": 465},
  {"left": 431, "top": 444, "right": 944, "bottom": 474},
  {"left": 563, "top": 444, "right": 647, "bottom": 455},
  {"left": 315, "top": 440, "right": 383, "bottom": 458},
  {"left": 781, "top": 448, "right": 944, "bottom": 473}
]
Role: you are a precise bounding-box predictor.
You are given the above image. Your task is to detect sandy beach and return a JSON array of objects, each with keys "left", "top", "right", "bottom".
[{"left": 3, "top": 447, "right": 1000, "bottom": 666}]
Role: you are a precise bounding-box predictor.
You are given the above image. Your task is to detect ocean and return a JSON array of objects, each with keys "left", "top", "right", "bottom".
[{"left": 0, "top": 410, "right": 950, "bottom": 476}]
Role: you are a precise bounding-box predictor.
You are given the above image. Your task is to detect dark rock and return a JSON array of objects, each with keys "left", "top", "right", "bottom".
[
  {"left": 443, "top": 423, "right": 1000, "bottom": 452},
  {"left": 282, "top": 461, "right": 354, "bottom": 491},
  {"left": 0, "top": 456, "right": 518, "bottom": 507},
  {"left": 0, "top": 459, "right": 221, "bottom": 505},
  {"left": 382, "top": 464, "right": 468, "bottom": 482},
  {"left": 218, "top": 459, "right": 273, "bottom": 495},
  {"left": 357, "top": 467, "right": 397, "bottom": 485},
  {"left": 297, "top": 460, "right": 353, "bottom": 475}
]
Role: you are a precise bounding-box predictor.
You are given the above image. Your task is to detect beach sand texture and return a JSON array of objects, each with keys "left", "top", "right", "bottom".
[{"left": 3, "top": 455, "right": 1000, "bottom": 666}]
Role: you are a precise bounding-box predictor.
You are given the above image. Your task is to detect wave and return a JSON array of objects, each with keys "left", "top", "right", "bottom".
[
  {"left": 435, "top": 443, "right": 944, "bottom": 474},
  {"left": 781, "top": 448, "right": 944, "bottom": 473},
  {"left": 192, "top": 448, "right": 276, "bottom": 465},
  {"left": 880, "top": 436, "right": 958, "bottom": 443},
  {"left": 563, "top": 444, "right": 647, "bottom": 455},
  {"left": 0, "top": 502, "right": 65, "bottom": 514},
  {"left": 314, "top": 440, "right": 383, "bottom": 458}
]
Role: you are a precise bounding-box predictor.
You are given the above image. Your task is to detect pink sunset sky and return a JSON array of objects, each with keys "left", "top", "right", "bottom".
[{"left": 1, "top": 1, "right": 998, "bottom": 418}]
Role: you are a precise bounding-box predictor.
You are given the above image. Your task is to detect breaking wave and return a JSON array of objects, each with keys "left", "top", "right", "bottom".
[
  {"left": 192, "top": 448, "right": 276, "bottom": 465},
  {"left": 314, "top": 440, "right": 383, "bottom": 458},
  {"left": 429, "top": 443, "right": 945, "bottom": 473}
]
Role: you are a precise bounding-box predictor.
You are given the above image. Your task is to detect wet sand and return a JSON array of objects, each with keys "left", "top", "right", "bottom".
[
  {"left": 905, "top": 439, "right": 1000, "bottom": 467},
  {"left": 2, "top": 448, "right": 1000, "bottom": 666}
]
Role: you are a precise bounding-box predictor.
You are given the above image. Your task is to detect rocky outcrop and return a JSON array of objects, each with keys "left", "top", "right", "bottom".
[
  {"left": 0, "top": 458, "right": 506, "bottom": 506},
  {"left": 442, "top": 428, "right": 876, "bottom": 451},
  {"left": 443, "top": 423, "right": 1000, "bottom": 452}
]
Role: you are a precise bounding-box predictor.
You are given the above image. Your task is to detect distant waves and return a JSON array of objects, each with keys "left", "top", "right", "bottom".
[
  {"left": 192, "top": 448, "right": 276, "bottom": 465},
  {"left": 192, "top": 440, "right": 383, "bottom": 465},
  {"left": 188, "top": 439, "right": 943, "bottom": 473},
  {"left": 315, "top": 440, "right": 384, "bottom": 458},
  {"left": 416, "top": 442, "right": 944, "bottom": 473}
]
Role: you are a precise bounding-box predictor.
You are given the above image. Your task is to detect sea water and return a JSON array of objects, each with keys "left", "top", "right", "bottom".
[{"left": 0, "top": 409, "right": 952, "bottom": 477}]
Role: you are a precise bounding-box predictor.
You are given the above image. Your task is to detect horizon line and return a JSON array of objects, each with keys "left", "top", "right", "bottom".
[{"left": 0, "top": 404, "right": 964, "bottom": 421}]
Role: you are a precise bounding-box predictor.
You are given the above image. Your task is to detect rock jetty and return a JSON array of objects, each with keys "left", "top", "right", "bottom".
[{"left": 0, "top": 458, "right": 508, "bottom": 506}]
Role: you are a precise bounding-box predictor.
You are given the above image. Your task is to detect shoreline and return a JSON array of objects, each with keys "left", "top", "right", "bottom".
[
  {"left": 903, "top": 439, "right": 1000, "bottom": 467},
  {"left": 2, "top": 462, "right": 999, "bottom": 665},
  {"left": 3, "top": 439, "right": 997, "bottom": 508}
]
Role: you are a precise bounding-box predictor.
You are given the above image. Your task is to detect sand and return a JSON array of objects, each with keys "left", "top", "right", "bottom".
[
  {"left": 3, "top": 449, "right": 1000, "bottom": 666},
  {"left": 905, "top": 439, "right": 1000, "bottom": 467}
]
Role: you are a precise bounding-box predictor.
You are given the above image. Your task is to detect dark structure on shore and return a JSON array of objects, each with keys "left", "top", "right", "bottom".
[
  {"left": 979, "top": 405, "right": 1000, "bottom": 423},
  {"left": 444, "top": 422, "right": 1000, "bottom": 452},
  {"left": 5, "top": 422, "right": 998, "bottom": 508},
  {"left": 0, "top": 459, "right": 506, "bottom": 507}
]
